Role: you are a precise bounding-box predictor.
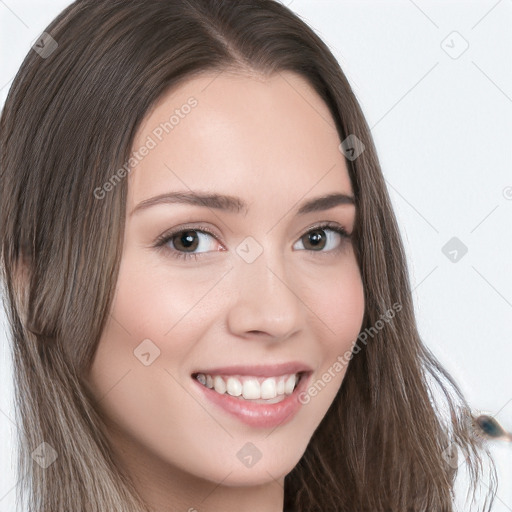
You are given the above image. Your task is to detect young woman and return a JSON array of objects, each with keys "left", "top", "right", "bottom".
[{"left": 0, "top": 1, "right": 497, "bottom": 511}]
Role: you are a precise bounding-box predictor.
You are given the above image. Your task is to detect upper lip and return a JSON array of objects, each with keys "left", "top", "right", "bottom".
[{"left": 191, "top": 361, "right": 313, "bottom": 378}]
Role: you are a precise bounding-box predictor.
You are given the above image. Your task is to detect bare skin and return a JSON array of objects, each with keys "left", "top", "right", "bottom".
[{"left": 87, "top": 70, "right": 365, "bottom": 512}]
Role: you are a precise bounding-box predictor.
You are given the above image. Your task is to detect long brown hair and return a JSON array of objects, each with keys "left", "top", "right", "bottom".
[{"left": 0, "top": 1, "right": 497, "bottom": 510}]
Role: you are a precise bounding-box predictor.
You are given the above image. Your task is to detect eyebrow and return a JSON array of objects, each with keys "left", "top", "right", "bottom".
[{"left": 130, "top": 190, "right": 355, "bottom": 217}]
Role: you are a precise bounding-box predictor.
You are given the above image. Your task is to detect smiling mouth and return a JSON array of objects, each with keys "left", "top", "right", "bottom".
[{"left": 191, "top": 371, "right": 307, "bottom": 404}]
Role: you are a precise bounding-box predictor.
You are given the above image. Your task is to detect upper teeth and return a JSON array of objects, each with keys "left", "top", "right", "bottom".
[{"left": 195, "top": 373, "right": 300, "bottom": 400}]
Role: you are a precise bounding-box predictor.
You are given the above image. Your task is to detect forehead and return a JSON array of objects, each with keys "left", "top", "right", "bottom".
[{"left": 127, "top": 70, "right": 352, "bottom": 211}]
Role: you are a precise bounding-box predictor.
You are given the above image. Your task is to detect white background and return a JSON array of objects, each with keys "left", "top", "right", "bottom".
[{"left": 1, "top": 1, "right": 511, "bottom": 511}]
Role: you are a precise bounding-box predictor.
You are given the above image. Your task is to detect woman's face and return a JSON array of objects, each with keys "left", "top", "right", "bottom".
[{"left": 87, "top": 70, "right": 365, "bottom": 500}]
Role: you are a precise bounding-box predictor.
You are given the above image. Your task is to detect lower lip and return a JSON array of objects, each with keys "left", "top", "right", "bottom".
[{"left": 192, "top": 373, "right": 311, "bottom": 429}]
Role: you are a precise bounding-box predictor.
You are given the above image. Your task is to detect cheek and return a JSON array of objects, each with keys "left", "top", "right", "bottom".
[
  {"left": 297, "top": 254, "right": 365, "bottom": 404},
  {"left": 86, "top": 252, "right": 230, "bottom": 480},
  {"left": 111, "top": 251, "right": 207, "bottom": 336},
  {"left": 304, "top": 254, "right": 365, "bottom": 345}
]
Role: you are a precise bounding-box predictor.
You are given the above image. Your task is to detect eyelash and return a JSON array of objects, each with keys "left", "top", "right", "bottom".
[{"left": 154, "top": 222, "right": 351, "bottom": 262}]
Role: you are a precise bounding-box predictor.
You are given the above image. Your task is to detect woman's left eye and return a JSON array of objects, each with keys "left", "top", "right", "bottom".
[
  {"left": 293, "top": 224, "right": 350, "bottom": 253},
  {"left": 154, "top": 223, "right": 351, "bottom": 261}
]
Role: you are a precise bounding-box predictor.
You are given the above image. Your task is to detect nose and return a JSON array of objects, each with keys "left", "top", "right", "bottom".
[{"left": 226, "top": 248, "right": 303, "bottom": 341}]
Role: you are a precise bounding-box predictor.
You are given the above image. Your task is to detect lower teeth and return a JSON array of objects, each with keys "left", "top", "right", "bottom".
[{"left": 232, "top": 394, "right": 287, "bottom": 404}]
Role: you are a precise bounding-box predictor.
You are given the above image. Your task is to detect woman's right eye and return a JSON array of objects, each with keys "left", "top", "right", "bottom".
[{"left": 155, "top": 228, "right": 223, "bottom": 261}]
